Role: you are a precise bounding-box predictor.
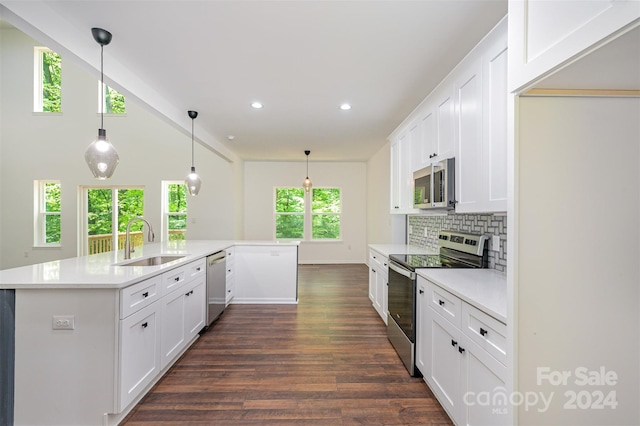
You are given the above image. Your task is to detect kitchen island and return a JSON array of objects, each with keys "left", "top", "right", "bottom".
[{"left": 0, "top": 240, "right": 299, "bottom": 426}]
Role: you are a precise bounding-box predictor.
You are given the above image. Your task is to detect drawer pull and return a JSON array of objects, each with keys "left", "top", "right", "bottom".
[
  {"left": 185, "top": 290, "right": 194, "bottom": 296},
  {"left": 438, "top": 300, "right": 445, "bottom": 306},
  {"left": 458, "top": 346, "right": 465, "bottom": 354},
  {"left": 196, "top": 267, "right": 201, "bottom": 272},
  {"left": 451, "top": 339, "right": 457, "bottom": 347},
  {"left": 419, "top": 289, "right": 424, "bottom": 294},
  {"left": 174, "top": 277, "right": 180, "bottom": 282},
  {"left": 142, "top": 291, "right": 149, "bottom": 298},
  {"left": 227, "top": 289, "right": 231, "bottom": 293},
  {"left": 228, "top": 269, "right": 231, "bottom": 273},
  {"left": 480, "top": 328, "right": 488, "bottom": 337},
  {"left": 141, "top": 322, "right": 148, "bottom": 329}
]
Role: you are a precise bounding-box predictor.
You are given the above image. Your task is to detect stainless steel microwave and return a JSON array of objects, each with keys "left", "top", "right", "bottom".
[{"left": 413, "top": 158, "right": 456, "bottom": 209}]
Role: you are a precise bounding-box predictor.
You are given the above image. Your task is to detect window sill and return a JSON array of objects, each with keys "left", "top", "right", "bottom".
[
  {"left": 32, "top": 112, "right": 63, "bottom": 116},
  {"left": 32, "top": 244, "right": 62, "bottom": 249},
  {"left": 96, "top": 113, "right": 127, "bottom": 117}
]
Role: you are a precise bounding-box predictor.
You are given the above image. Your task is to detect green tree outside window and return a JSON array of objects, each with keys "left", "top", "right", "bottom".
[
  {"left": 312, "top": 188, "right": 341, "bottom": 239},
  {"left": 167, "top": 184, "right": 187, "bottom": 240},
  {"left": 41, "top": 50, "right": 61, "bottom": 112},
  {"left": 275, "top": 188, "right": 304, "bottom": 239},
  {"left": 44, "top": 182, "right": 61, "bottom": 244}
]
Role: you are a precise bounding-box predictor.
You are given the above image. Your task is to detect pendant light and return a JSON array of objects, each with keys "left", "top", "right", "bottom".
[
  {"left": 302, "top": 150, "right": 312, "bottom": 192},
  {"left": 185, "top": 110, "right": 202, "bottom": 196},
  {"left": 85, "top": 27, "right": 119, "bottom": 179}
]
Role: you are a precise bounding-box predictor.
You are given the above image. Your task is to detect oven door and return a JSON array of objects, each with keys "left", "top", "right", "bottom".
[{"left": 387, "top": 260, "right": 416, "bottom": 342}]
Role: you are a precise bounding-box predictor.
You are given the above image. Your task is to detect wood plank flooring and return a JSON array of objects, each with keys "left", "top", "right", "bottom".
[{"left": 122, "top": 264, "right": 453, "bottom": 425}]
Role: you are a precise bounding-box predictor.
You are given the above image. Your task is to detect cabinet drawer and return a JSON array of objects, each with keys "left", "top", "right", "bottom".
[
  {"left": 461, "top": 302, "right": 507, "bottom": 365},
  {"left": 186, "top": 258, "right": 206, "bottom": 280},
  {"left": 120, "top": 275, "right": 161, "bottom": 319},
  {"left": 428, "top": 282, "right": 461, "bottom": 327},
  {"left": 162, "top": 265, "right": 187, "bottom": 295}
]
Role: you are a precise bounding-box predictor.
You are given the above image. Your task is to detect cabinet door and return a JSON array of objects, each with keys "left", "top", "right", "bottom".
[
  {"left": 435, "top": 84, "right": 455, "bottom": 161},
  {"left": 426, "top": 308, "right": 461, "bottom": 422},
  {"left": 160, "top": 288, "right": 186, "bottom": 370},
  {"left": 184, "top": 278, "right": 206, "bottom": 338},
  {"left": 455, "top": 59, "right": 483, "bottom": 212},
  {"left": 482, "top": 21, "right": 508, "bottom": 212},
  {"left": 419, "top": 105, "right": 437, "bottom": 168},
  {"left": 508, "top": 1, "right": 640, "bottom": 92},
  {"left": 368, "top": 266, "right": 377, "bottom": 305},
  {"left": 415, "top": 279, "right": 428, "bottom": 375},
  {"left": 390, "top": 133, "right": 419, "bottom": 214},
  {"left": 379, "top": 264, "right": 388, "bottom": 325},
  {"left": 459, "top": 335, "right": 509, "bottom": 426},
  {"left": 119, "top": 302, "right": 160, "bottom": 410}
]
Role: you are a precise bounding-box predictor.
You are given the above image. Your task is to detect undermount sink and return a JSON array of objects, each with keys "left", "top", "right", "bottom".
[{"left": 116, "top": 255, "right": 186, "bottom": 267}]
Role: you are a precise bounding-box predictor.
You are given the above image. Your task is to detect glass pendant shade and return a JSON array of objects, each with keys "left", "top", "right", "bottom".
[
  {"left": 303, "top": 176, "right": 312, "bottom": 192},
  {"left": 185, "top": 166, "right": 201, "bottom": 196},
  {"left": 85, "top": 128, "right": 119, "bottom": 179}
]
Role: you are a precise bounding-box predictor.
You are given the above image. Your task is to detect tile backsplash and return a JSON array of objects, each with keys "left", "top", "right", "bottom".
[{"left": 408, "top": 213, "right": 507, "bottom": 272}]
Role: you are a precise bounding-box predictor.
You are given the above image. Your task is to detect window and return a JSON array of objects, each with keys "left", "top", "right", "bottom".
[
  {"left": 274, "top": 187, "right": 341, "bottom": 240},
  {"left": 311, "top": 188, "right": 341, "bottom": 239},
  {"left": 34, "top": 181, "right": 61, "bottom": 246},
  {"left": 163, "top": 182, "right": 188, "bottom": 241},
  {"left": 275, "top": 188, "right": 305, "bottom": 239},
  {"left": 34, "top": 47, "right": 61, "bottom": 112},
  {"left": 83, "top": 187, "right": 144, "bottom": 254},
  {"left": 99, "top": 83, "right": 126, "bottom": 114}
]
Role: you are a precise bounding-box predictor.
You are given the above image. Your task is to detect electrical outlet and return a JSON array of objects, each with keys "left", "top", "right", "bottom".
[
  {"left": 52, "top": 315, "right": 75, "bottom": 330},
  {"left": 491, "top": 235, "right": 501, "bottom": 251},
  {"left": 424, "top": 228, "right": 429, "bottom": 237}
]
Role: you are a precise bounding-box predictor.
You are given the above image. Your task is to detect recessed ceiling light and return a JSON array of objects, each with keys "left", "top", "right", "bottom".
[
  {"left": 251, "top": 101, "right": 263, "bottom": 109},
  {"left": 340, "top": 103, "right": 352, "bottom": 111},
  {"left": 227, "top": 135, "right": 235, "bottom": 141}
]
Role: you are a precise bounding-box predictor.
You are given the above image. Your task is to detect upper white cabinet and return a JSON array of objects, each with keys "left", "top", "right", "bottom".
[
  {"left": 456, "top": 18, "right": 508, "bottom": 213},
  {"left": 390, "top": 132, "right": 420, "bottom": 214},
  {"left": 508, "top": 0, "right": 640, "bottom": 92},
  {"left": 389, "top": 16, "right": 508, "bottom": 214}
]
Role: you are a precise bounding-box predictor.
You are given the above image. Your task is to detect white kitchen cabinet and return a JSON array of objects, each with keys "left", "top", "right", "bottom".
[
  {"left": 225, "top": 246, "right": 235, "bottom": 306},
  {"left": 390, "top": 133, "right": 419, "bottom": 214},
  {"left": 508, "top": 0, "right": 640, "bottom": 92},
  {"left": 417, "top": 84, "right": 455, "bottom": 170},
  {"left": 455, "top": 17, "right": 508, "bottom": 213},
  {"left": 160, "top": 261, "right": 206, "bottom": 370},
  {"left": 368, "top": 249, "right": 388, "bottom": 324},
  {"left": 418, "top": 276, "right": 508, "bottom": 426},
  {"left": 119, "top": 300, "right": 161, "bottom": 411}
]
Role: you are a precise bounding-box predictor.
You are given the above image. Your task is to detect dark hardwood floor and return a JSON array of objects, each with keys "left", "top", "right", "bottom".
[{"left": 122, "top": 264, "right": 452, "bottom": 425}]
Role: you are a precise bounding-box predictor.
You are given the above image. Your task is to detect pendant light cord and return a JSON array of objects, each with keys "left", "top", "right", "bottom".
[
  {"left": 100, "top": 43, "right": 104, "bottom": 129},
  {"left": 191, "top": 117, "right": 195, "bottom": 168}
]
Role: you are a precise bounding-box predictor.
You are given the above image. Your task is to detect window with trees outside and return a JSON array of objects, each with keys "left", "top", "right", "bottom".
[
  {"left": 34, "top": 181, "right": 61, "bottom": 246},
  {"left": 34, "top": 47, "right": 61, "bottom": 112},
  {"left": 99, "top": 82, "right": 126, "bottom": 114},
  {"left": 274, "top": 187, "right": 341, "bottom": 240},
  {"left": 163, "top": 182, "right": 188, "bottom": 241},
  {"left": 84, "top": 187, "right": 144, "bottom": 255}
]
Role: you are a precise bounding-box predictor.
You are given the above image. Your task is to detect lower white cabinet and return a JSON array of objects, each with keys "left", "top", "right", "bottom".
[
  {"left": 225, "top": 246, "right": 235, "bottom": 305},
  {"left": 119, "top": 301, "right": 161, "bottom": 411},
  {"left": 417, "top": 276, "right": 508, "bottom": 426},
  {"left": 368, "top": 249, "right": 388, "bottom": 323}
]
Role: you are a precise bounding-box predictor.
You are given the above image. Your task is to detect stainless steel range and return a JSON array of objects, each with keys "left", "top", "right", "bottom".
[{"left": 387, "top": 230, "right": 489, "bottom": 376}]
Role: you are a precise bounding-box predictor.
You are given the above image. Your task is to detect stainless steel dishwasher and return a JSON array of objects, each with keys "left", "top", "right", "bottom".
[{"left": 206, "top": 250, "right": 226, "bottom": 327}]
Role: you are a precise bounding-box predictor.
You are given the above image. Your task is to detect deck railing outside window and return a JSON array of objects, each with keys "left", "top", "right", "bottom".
[{"left": 88, "top": 230, "right": 186, "bottom": 255}]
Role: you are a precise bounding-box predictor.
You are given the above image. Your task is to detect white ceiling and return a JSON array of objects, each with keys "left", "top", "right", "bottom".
[{"left": 0, "top": 0, "right": 507, "bottom": 162}]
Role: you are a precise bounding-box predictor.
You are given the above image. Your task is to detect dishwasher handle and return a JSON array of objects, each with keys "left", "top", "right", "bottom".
[{"left": 207, "top": 250, "right": 226, "bottom": 265}]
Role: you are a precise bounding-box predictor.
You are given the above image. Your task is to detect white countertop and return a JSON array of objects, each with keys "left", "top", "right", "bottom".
[
  {"left": 417, "top": 268, "right": 507, "bottom": 323},
  {"left": 368, "top": 244, "right": 438, "bottom": 257},
  {"left": 0, "top": 240, "right": 299, "bottom": 290}
]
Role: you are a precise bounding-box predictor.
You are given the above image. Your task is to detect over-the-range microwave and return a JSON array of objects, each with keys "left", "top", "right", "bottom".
[{"left": 413, "top": 158, "right": 455, "bottom": 209}]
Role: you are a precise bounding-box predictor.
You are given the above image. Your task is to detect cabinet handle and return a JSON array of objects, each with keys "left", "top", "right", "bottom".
[
  {"left": 185, "top": 290, "right": 194, "bottom": 296},
  {"left": 419, "top": 289, "right": 424, "bottom": 294},
  {"left": 196, "top": 267, "right": 201, "bottom": 272},
  {"left": 142, "top": 292, "right": 149, "bottom": 298},
  {"left": 141, "top": 322, "right": 148, "bottom": 329},
  {"left": 480, "top": 328, "right": 488, "bottom": 337},
  {"left": 228, "top": 269, "right": 231, "bottom": 273},
  {"left": 458, "top": 346, "right": 465, "bottom": 354},
  {"left": 228, "top": 289, "right": 231, "bottom": 293},
  {"left": 174, "top": 277, "right": 180, "bottom": 282},
  {"left": 451, "top": 339, "right": 457, "bottom": 347},
  {"left": 438, "top": 300, "right": 445, "bottom": 306}
]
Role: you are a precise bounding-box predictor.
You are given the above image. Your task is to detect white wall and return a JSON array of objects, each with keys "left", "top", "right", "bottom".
[
  {"left": 516, "top": 96, "right": 639, "bottom": 425},
  {"left": 366, "top": 141, "right": 395, "bottom": 244},
  {"left": 0, "top": 27, "right": 242, "bottom": 269},
  {"left": 244, "top": 161, "right": 367, "bottom": 263}
]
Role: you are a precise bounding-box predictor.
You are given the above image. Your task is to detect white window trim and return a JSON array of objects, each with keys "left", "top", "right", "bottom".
[
  {"left": 79, "top": 186, "right": 144, "bottom": 255},
  {"left": 162, "top": 181, "right": 188, "bottom": 242},
  {"left": 33, "top": 46, "right": 62, "bottom": 114},
  {"left": 33, "top": 180, "right": 61, "bottom": 248},
  {"left": 273, "top": 187, "right": 342, "bottom": 242}
]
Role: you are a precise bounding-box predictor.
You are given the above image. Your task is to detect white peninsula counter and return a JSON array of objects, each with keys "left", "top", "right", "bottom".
[{"left": 0, "top": 240, "right": 299, "bottom": 426}]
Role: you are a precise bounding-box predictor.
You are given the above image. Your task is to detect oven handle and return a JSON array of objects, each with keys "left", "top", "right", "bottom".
[{"left": 389, "top": 260, "right": 416, "bottom": 280}]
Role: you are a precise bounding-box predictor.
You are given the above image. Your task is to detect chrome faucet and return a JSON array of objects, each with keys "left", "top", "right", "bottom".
[{"left": 124, "top": 217, "right": 155, "bottom": 259}]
